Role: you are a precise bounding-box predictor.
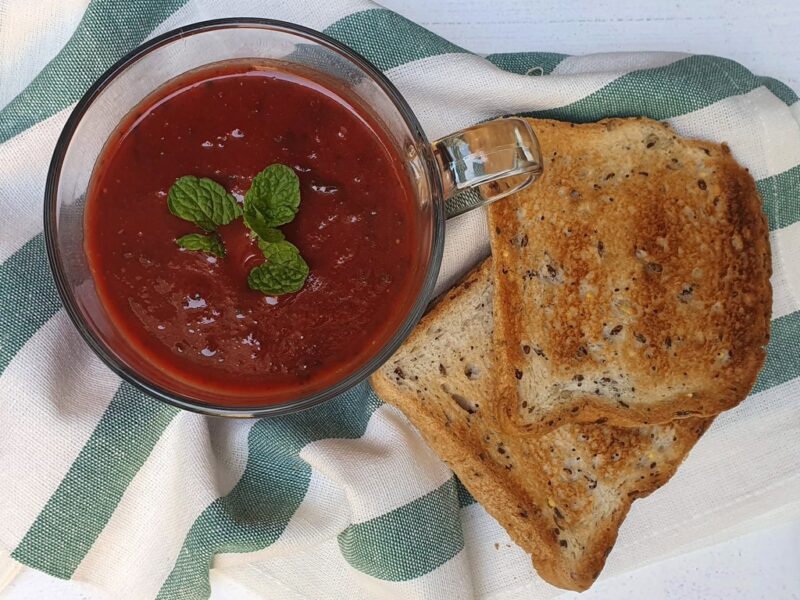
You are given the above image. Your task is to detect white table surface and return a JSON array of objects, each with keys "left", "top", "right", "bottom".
[{"left": 2, "top": 1, "right": 799, "bottom": 598}]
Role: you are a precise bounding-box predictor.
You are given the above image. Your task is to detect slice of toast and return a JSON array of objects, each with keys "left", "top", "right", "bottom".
[
  {"left": 489, "top": 118, "right": 771, "bottom": 436},
  {"left": 371, "top": 259, "right": 710, "bottom": 591}
]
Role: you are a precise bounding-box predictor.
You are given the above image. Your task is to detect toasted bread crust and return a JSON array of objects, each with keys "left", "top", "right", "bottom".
[
  {"left": 371, "top": 259, "right": 710, "bottom": 591},
  {"left": 489, "top": 118, "right": 771, "bottom": 436}
]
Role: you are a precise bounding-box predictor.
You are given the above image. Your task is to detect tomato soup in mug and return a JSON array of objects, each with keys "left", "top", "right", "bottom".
[{"left": 84, "top": 61, "right": 418, "bottom": 404}]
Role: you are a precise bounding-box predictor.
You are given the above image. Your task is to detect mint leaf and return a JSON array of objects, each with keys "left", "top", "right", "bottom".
[
  {"left": 252, "top": 227, "right": 286, "bottom": 256},
  {"left": 243, "top": 164, "right": 300, "bottom": 235},
  {"left": 175, "top": 233, "right": 225, "bottom": 257},
  {"left": 256, "top": 228, "right": 286, "bottom": 247},
  {"left": 248, "top": 240, "right": 309, "bottom": 295},
  {"left": 168, "top": 176, "right": 243, "bottom": 231}
]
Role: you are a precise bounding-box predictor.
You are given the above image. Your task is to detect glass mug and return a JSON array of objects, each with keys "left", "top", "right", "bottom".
[{"left": 45, "top": 18, "right": 543, "bottom": 417}]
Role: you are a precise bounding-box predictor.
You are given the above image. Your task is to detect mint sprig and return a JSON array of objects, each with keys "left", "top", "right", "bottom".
[
  {"left": 175, "top": 233, "right": 225, "bottom": 257},
  {"left": 166, "top": 165, "right": 309, "bottom": 296}
]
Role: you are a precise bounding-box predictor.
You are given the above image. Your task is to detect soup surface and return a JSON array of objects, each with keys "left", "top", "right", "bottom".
[{"left": 85, "top": 61, "right": 417, "bottom": 404}]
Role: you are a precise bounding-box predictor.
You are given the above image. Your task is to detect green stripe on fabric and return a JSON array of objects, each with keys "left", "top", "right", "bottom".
[
  {"left": 455, "top": 478, "right": 475, "bottom": 508},
  {"left": 485, "top": 52, "right": 567, "bottom": 76},
  {"left": 753, "top": 310, "right": 800, "bottom": 394},
  {"left": 757, "top": 165, "right": 800, "bottom": 231},
  {"left": 156, "top": 383, "right": 381, "bottom": 600},
  {"left": 759, "top": 76, "right": 799, "bottom": 106},
  {"left": 519, "top": 55, "right": 796, "bottom": 123},
  {"left": 12, "top": 384, "right": 177, "bottom": 578},
  {"left": 0, "top": 0, "right": 189, "bottom": 144},
  {"left": 0, "top": 234, "right": 61, "bottom": 376},
  {"left": 338, "top": 477, "right": 463, "bottom": 581},
  {"left": 323, "top": 8, "right": 468, "bottom": 72}
]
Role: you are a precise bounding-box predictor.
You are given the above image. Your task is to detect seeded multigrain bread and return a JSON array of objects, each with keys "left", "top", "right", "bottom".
[
  {"left": 489, "top": 118, "right": 771, "bottom": 436},
  {"left": 371, "top": 259, "right": 710, "bottom": 591}
]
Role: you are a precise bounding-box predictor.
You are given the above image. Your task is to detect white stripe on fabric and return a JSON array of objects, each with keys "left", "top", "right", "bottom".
[
  {"left": 214, "top": 538, "right": 367, "bottom": 600},
  {"left": 771, "top": 222, "right": 800, "bottom": 319},
  {"left": 208, "top": 569, "right": 276, "bottom": 600},
  {"left": 0, "top": 310, "right": 118, "bottom": 549},
  {"left": 145, "top": 0, "right": 378, "bottom": 43},
  {"left": 0, "top": 106, "right": 72, "bottom": 265},
  {"left": 436, "top": 209, "right": 490, "bottom": 298},
  {"left": 214, "top": 468, "right": 349, "bottom": 567},
  {"left": 667, "top": 87, "right": 800, "bottom": 181},
  {"left": 0, "top": 552, "right": 23, "bottom": 595},
  {"left": 72, "top": 415, "right": 254, "bottom": 599},
  {"left": 0, "top": 0, "right": 88, "bottom": 110},
  {"left": 296, "top": 404, "right": 451, "bottom": 524},
  {"left": 550, "top": 51, "right": 689, "bottom": 76},
  {"left": 346, "top": 548, "right": 474, "bottom": 600},
  {"left": 458, "top": 503, "right": 559, "bottom": 600}
]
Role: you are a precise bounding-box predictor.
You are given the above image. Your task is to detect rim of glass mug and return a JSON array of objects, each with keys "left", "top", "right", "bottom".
[{"left": 44, "top": 18, "right": 543, "bottom": 418}]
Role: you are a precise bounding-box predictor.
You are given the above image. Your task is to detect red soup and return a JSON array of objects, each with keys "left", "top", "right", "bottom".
[{"left": 85, "top": 61, "right": 418, "bottom": 405}]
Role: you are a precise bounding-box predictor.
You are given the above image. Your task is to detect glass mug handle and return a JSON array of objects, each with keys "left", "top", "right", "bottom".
[{"left": 432, "top": 117, "right": 543, "bottom": 219}]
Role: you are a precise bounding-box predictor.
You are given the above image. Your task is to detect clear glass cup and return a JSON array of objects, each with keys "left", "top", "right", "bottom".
[{"left": 45, "top": 18, "right": 542, "bottom": 417}]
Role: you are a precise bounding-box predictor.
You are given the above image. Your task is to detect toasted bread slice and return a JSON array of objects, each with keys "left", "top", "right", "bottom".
[
  {"left": 489, "top": 118, "right": 771, "bottom": 436},
  {"left": 371, "top": 259, "right": 710, "bottom": 591}
]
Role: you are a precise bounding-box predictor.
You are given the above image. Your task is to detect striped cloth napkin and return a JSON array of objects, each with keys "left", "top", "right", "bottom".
[{"left": 1, "top": 1, "right": 799, "bottom": 598}]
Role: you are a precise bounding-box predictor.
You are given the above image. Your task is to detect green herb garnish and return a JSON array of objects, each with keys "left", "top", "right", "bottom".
[
  {"left": 247, "top": 241, "right": 309, "bottom": 296},
  {"left": 175, "top": 233, "right": 225, "bottom": 257},
  {"left": 256, "top": 227, "right": 286, "bottom": 246},
  {"left": 243, "top": 164, "right": 301, "bottom": 235},
  {"left": 168, "top": 175, "right": 242, "bottom": 231},
  {"left": 166, "top": 164, "right": 309, "bottom": 296}
]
